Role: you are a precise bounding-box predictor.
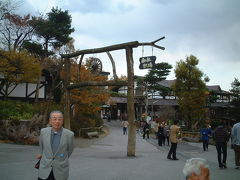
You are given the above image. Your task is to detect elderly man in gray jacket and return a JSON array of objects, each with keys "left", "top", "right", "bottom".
[
  {"left": 183, "top": 158, "right": 210, "bottom": 180},
  {"left": 36, "top": 110, "right": 74, "bottom": 180}
]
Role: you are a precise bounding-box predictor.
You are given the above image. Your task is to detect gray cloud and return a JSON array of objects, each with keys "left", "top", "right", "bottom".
[
  {"left": 63, "top": 0, "right": 111, "bottom": 13},
  {"left": 12, "top": 0, "right": 240, "bottom": 90},
  {"left": 63, "top": 0, "right": 134, "bottom": 14}
]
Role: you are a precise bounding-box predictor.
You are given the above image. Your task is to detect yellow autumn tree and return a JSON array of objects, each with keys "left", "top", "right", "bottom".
[
  {"left": 0, "top": 50, "right": 41, "bottom": 99},
  {"left": 61, "top": 62, "right": 110, "bottom": 133},
  {"left": 172, "top": 55, "right": 209, "bottom": 130}
]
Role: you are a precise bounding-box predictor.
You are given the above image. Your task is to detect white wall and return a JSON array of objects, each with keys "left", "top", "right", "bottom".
[{"left": 0, "top": 83, "right": 45, "bottom": 98}]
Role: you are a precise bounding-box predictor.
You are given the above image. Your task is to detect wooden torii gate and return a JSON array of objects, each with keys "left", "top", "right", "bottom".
[{"left": 61, "top": 37, "right": 165, "bottom": 156}]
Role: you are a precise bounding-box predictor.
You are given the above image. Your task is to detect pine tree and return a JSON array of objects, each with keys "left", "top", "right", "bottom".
[{"left": 172, "top": 55, "right": 209, "bottom": 130}]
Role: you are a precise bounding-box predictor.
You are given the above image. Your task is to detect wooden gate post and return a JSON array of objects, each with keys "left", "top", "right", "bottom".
[
  {"left": 64, "top": 58, "right": 71, "bottom": 129},
  {"left": 60, "top": 38, "right": 165, "bottom": 153},
  {"left": 126, "top": 47, "right": 136, "bottom": 156}
]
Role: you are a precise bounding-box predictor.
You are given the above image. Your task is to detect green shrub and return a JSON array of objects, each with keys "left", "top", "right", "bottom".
[
  {"left": 0, "top": 100, "right": 34, "bottom": 120},
  {"left": 109, "top": 91, "right": 126, "bottom": 97},
  {"left": 71, "top": 111, "right": 103, "bottom": 136},
  {"left": 33, "top": 101, "right": 63, "bottom": 116}
]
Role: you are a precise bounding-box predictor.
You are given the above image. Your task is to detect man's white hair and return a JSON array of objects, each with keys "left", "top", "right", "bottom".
[
  {"left": 183, "top": 158, "right": 209, "bottom": 178},
  {"left": 49, "top": 110, "right": 63, "bottom": 118}
]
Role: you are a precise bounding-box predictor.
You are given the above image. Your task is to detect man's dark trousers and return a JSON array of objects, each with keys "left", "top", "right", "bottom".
[
  {"left": 167, "top": 142, "right": 177, "bottom": 159},
  {"left": 216, "top": 142, "right": 227, "bottom": 167},
  {"left": 203, "top": 139, "right": 209, "bottom": 151},
  {"left": 234, "top": 145, "right": 240, "bottom": 166},
  {"left": 158, "top": 134, "right": 163, "bottom": 146},
  {"left": 143, "top": 131, "right": 149, "bottom": 139},
  {"left": 38, "top": 170, "right": 55, "bottom": 180}
]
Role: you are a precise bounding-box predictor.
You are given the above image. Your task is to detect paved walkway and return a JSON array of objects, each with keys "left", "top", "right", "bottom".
[{"left": 0, "top": 120, "right": 239, "bottom": 180}]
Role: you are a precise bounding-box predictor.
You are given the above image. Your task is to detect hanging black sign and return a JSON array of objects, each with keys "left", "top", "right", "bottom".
[{"left": 139, "top": 56, "right": 156, "bottom": 69}]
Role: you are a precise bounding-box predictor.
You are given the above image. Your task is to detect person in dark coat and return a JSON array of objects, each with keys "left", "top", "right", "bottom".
[
  {"left": 143, "top": 121, "right": 150, "bottom": 139},
  {"left": 157, "top": 123, "right": 164, "bottom": 146},
  {"left": 213, "top": 121, "right": 230, "bottom": 169},
  {"left": 164, "top": 123, "right": 170, "bottom": 146}
]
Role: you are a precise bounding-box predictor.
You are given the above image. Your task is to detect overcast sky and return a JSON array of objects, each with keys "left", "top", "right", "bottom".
[{"left": 18, "top": 0, "right": 240, "bottom": 91}]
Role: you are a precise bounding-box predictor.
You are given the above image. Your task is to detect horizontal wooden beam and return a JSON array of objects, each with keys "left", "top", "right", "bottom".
[
  {"left": 67, "top": 80, "right": 127, "bottom": 90},
  {"left": 61, "top": 41, "right": 139, "bottom": 58},
  {"left": 61, "top": 37, "right": 165, "bottom": 58}
]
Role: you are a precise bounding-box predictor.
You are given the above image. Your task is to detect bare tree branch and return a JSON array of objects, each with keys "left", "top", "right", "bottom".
[{"left": 139, "top": 37, "right": 165, "bottom": 50}]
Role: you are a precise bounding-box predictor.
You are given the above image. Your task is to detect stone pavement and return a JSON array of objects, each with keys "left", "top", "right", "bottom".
[{"left": 0, "top": 120, "right": 239, "bottom": 180}]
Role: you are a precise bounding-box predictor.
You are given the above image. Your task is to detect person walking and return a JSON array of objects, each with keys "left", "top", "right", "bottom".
[
  {"left": 200, "top": 125, "right": 212, "bottom": 151},
  {"left": 231, "top": 120, "right": 240, "bottom": 169},
  {"left": 183, "top": 158, "right": 210, "bottom": 180},
  {"left": 153, "top": 120, "right": 159, "bottom": 139},
  {"left": 36, "top": 110, "right": 74, "bottom": 180},
  {"left": 107, "top": 111, "right": 111, "bottom": 122},
  {"left": 121, "top": 120, "right": 129, "bottom": 135},
  {"left": 167, "top": 120, "right": 180, "bottom": 160},
  {"left": 164, "top": 122, "right": 170, "bottom": 146},
  {"left": 143, "top": 121, "right": 150, "bottom": 139},
  {"left": 157, "top": 122, "right": 164, "bottom": 146},
  {"left": 146, "top": 113, "right": 151, "bottom": 123},
  {"left": 213, "top": 121, "right": 230, "bottom": 169},
  {"left": 162, "top": 122, "right": 167, "bottom": 146}
]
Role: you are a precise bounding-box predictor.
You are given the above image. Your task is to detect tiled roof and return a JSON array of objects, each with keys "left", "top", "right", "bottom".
[
  {"left": 156, "top": 80, "right": 230, "bottom": 94},
  {"left": 157, "top": 79, "right": 175, "bottom": 88},
  {"left": 209, "top": 102, "right": 230, "bottom": 107},
  {"left": 207, "top": 85, "right": 221, "bottom": 91},
  {"left": 148, "top": 99, "right": 178, "bottom": 106}
]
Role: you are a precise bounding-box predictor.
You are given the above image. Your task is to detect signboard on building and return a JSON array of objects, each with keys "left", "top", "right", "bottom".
[{"left": 139, "top": 56, "right": 156, "bottom": 69}]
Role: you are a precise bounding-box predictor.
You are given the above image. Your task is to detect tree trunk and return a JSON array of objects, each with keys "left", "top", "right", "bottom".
[
  {"left": 151, "top": 92, "right": 154, "bottom": 120},
  {"left": 145, "top": 86, "right": 148, "bottom": 115},
  {"left": 43, "top": 101, "right": 50, "bottom": 126},
  {"left": 187, "top": 113, "right": 192, "bottom": 130},
  {"left": 4, "top": 83, "right": 9, "bottom": 100},
  {"left": 126, "top": 47, "right": 136, "bottom": 157},
  {"left": 106, "top": 51, "right": 118, "bottom": 80},
  {"left": 63, "top": 58, "right": 71, "bottom": 129},
  {"left": 34, "top": 76, "right": 41, "bottom": 103}
]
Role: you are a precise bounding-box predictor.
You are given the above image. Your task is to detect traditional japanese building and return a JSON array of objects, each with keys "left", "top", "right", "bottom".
[{"left": 107, "top": 79, "right": 233, "bottom": 125}]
